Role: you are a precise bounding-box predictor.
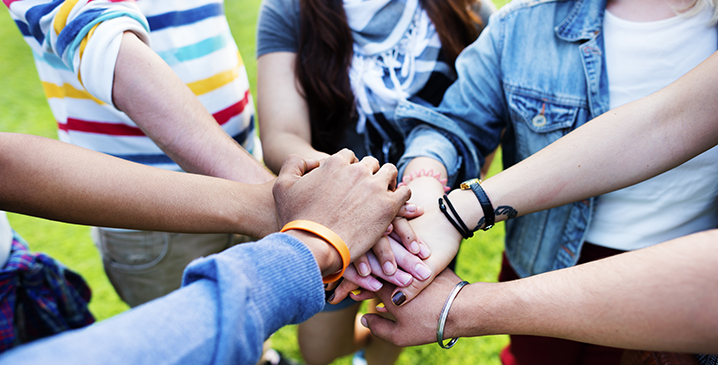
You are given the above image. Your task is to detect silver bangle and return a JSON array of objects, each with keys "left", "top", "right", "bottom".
[{"left": 436, "top": 280, "right": 469, "bottom": 349}]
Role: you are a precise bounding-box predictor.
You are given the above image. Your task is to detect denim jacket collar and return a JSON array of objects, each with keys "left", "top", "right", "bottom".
[{"left": 556, "top": 0, "right": 608, "bottom": 42}]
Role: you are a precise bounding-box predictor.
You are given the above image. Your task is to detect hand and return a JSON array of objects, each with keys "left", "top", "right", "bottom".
[
  {"left": 383, "top": 207, "right": 462, "bottom": 306},
  {"left": 329, "top": 236, "right": 434, "bottom": 301},
  {"left": 273, "top": 149, "right": 411, "bottom": 262},
  {"left": 353, "top": 209, "right": 430, "bottom": 278},
  {"left": 359, "top": 269, "right": 465, "bottom": 347}
]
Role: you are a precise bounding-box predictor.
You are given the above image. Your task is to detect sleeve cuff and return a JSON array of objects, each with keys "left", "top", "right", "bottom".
[
  {"left": 398, "top": 125, "right": 462, "bottom": 186},
  {"left": 79, "top": 16, "right": 150, "bottom": 106}
]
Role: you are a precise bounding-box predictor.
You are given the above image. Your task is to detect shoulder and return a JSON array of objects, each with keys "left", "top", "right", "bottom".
[
  {"left": 491, "top": 0, "right": 575, "bottom": 22},
  {"left": 257, "top": 0, "right": 301, "bottom": 56}
]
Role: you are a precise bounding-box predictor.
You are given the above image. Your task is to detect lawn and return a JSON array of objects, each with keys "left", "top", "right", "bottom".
[{"left": 0, "top": 1, "right": 509, "bottom": 364}]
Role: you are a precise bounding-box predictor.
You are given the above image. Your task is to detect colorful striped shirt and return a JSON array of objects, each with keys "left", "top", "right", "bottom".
[{"left": 5, "top": 0, "right": 257, "bottom": 170}]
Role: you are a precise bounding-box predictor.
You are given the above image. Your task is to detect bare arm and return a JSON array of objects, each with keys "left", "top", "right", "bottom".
[
  {"left": 365, "top": 229, "right": 718, "bottom": 353},
  {"left": 257, "top": 52, "right": 328, "bottom": 173},
  {"left": 0, "top": 133, "right": 278, "bottom": 238},
  {"left": 113, "top": 32, "right": 274, "bottom": 184}
]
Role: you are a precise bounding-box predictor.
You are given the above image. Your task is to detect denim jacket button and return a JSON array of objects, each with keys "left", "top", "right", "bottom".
[{"left": 532, "top": 114, "right": 547, "bottom": 127}]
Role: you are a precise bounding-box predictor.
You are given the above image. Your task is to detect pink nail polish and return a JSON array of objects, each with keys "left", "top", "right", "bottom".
[
  {"left": 359, "top": 262, "right": 370, "bottom": 276},
  {"left": 415, "top": 263, "right": 432, "bottom": 280},
  {"left": 410, "top": 241, "right": 420, "bottom": 254}
]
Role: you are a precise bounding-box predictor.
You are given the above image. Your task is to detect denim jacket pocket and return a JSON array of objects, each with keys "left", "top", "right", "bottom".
[{"left": 508, "top": 92, "right": 581, "bottom": 160}]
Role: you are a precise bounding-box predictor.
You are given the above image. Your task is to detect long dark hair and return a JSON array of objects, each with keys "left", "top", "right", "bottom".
[{"left": 296, "top": 0, "right": 482, "bottom": 153}]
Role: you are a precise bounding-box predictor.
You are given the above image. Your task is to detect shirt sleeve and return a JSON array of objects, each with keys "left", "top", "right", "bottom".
[
  {"left": 397, "top": 19, "right": 508, "bottom": 184},
  {"left": 256, "top": 0, "right": 301, "bottom": 57},
  {"left": 5, "top": 0, "right": 150, "bottom": 105},
  {"left": 0, "top": 233, "right": 326, "bottom": 365}
]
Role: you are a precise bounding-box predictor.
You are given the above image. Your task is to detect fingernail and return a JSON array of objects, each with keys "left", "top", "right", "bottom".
[
  {"left": 415, "top": 263, "right": 432, "bottom": 280},
  {"left": 327, "top": 292, "right": 335, "bottom": 303},
  {"left": 383, "top": 261, "right": 396, "bottom": 275},
  {"left": 409, "top": 240, "right": 420, "bottom": 254},
  {"left": 361, "top": 316, "right": 369, "bottom": 328},
  {"left": 351, "top": 290, "right": 362, "bottom": 296},
  {"left": 392, "top": 291, "right": 406, "bottom": 306},
  {"left": 419, "top": 243, "right": 431, "bottom": 258},
  {"left": 406, "top": 204, "right": 416, "bottom": 213},
  {"left": 369, "top": 279, "right": 383, "bottom": 292},
  {"left": 376, "top": 302, "right": 385, "bottom": 309},
  {"left": 396, "top": 271, "right": 413, "bottom": 286},
  {"left": 359, "top": 262, "right": 370, "bottom": 276}
]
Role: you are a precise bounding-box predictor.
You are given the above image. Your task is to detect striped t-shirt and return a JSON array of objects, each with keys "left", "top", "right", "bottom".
[{"left": 6, "top": 0, "right": 257, "bottom": 171}]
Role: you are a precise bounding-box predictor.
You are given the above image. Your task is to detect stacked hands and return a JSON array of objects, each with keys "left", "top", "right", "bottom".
[{"left": 274, "top": 149, "right": 469, "bottom": 348}]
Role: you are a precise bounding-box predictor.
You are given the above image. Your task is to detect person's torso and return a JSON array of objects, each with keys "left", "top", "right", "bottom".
[
  {"left": 475, "top": 0, "right": 718, "bottom": 276},
  {"left": 256, "top": 0, "right": 474, "bottom": 163},
  {"left": 585, "top": 7, "right": 718, "bottom": 250}
]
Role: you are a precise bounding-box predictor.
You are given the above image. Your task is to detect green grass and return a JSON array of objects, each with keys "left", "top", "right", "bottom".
[{"left": 0, "top": 1, "right": 508, "bottom": 363}]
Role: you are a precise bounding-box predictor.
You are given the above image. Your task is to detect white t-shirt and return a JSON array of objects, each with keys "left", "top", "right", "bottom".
[
  {"left": 585, "top": 8, "right": 718, "bottom": 250},
  {"left": 0, "top": 212, "right": 13, "bottom": 268}
]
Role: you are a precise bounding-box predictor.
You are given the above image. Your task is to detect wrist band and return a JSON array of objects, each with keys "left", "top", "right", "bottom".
[
  {"left": 460, "top": 178, "right": 495, "bottom": 231},
  {"left": 280, "top": 220, "right": 350, "bottom": 284},
  {"left": 437, "top": 280, "right": 470, "bottom": 349},
  {"left": 397, "top": 169, "right": 450, "bottom": 192},
  {"left": 438, "top": 195, "right": 473, "bottom": 239}
]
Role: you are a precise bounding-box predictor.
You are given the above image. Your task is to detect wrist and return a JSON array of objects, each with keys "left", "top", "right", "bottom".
[
  {"left": 449, "top": 282, "right": 503, "bottom": 338},
  {"left": 285, "top": 230, "right": 342, "bottom": 276}
]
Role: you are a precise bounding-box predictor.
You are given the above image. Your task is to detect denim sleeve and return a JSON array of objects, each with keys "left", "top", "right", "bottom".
[
  {"left": 397, "top": 16, "right": 507, "bottom": 183},
  {"left": 398, "top": 125, "right": 462, "bottom": 186},
  {"left": 0, "top": 233, "right": 325, "bottom": 365}
]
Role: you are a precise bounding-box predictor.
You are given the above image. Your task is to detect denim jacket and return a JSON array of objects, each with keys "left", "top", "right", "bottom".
[{"left": 396, "top": 0, "right": 659, "bottom": 277}]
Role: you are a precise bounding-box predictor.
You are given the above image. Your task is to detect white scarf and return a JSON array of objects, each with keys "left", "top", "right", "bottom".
[{"left": 344, "top": 0, "right": 441, "bottom": 134}]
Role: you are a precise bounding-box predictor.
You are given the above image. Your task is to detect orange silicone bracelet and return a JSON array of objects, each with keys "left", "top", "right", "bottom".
[{"left": 280, "top": 220, "right": 351, "bottom": 283}]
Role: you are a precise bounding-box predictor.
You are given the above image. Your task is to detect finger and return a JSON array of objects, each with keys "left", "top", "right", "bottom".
[
  {"left": 349, "top": 288, "right": 377, "bottom": 302},
  {"left": 396, "top": 203, "right": 424, "bottom": 219},
  {"left": 372, "top": 236, "right": 397, "bottom": 276},
  {"left": 360, "top": 313, "right": 397, "bottom": 344},
  {"left": 335, "top": 265, "right": 383, "bottom": 300},
  {"left": 373, "top": 163, "right": 398, "bottom": 189},
  {"left": 358, "top": 155, "right": 381, "bottom": 174},
  {"left": 365, "top": 251, "right": 413, "bottom": 287},
  {"left": 389, "top": 237, "right": 432, "bottom": 281},
  {"left": 353, "top": 254, "right": 372, "bottom": 277},
  {"left": 390, "top": 217, "right": 421, "bottom": 255},
  {"left": 327, "top": 275, "right": 359, "bottom": 304},
  {"left": 335, "top": 148, "right": 359, "bottom": 164},
  {"left": 384, "top": 223, "right": 394, "bottom": 236},
  {"left": 280, "top": 154, "right": 320, "bottom": 178},
  {"left": 374, "top": 302, "right": 388, "bottom": 313}
]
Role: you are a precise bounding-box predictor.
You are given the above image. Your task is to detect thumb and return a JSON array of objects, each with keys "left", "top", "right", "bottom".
[
  {"left": 360, "top": 313, "right": 396, "bottom": 343},
  {"left": 278, "top": 154, "right": 320, "bottom": 180}
]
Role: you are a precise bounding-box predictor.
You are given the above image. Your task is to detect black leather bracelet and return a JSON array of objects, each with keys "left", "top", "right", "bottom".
[
  {"left": 438, "top": 196, "right": 472, "bottom": 239},
  {"left": 460, "top": 178, "right": 495, "bottom": 231}
]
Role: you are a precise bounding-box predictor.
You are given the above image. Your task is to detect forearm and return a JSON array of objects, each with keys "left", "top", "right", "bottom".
[
  {"left": 455, "top": 229, "right": 718, "bottom": 353},
  {"left": 257, "top": 52, "right": 328, "bottom": 173},
  {"left": 113, "top": 32, "right": 274, "bottom": 184},
  {"left": 0, "top": 235, "right": 326, "bottom": 365},
  {"left": 0, "top": 133, "right": 278, "bottom": 238}
]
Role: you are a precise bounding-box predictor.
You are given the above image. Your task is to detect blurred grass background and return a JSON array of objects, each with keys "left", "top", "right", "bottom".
[{"left": 0, "top": 0, "right": 510, "bottom": 363}]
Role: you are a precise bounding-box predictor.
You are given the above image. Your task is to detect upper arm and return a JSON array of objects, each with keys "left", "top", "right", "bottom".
[
  {"left": 257, "top": 52, "right": 317, "bottom": 172},
  {"left": 6, "top": 0, "right": 150, "bottom": 104}
]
